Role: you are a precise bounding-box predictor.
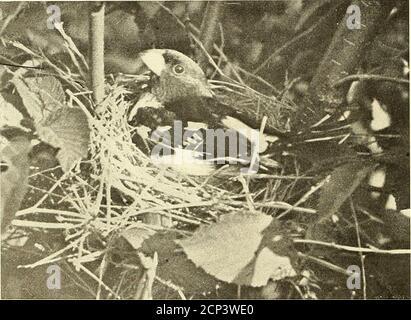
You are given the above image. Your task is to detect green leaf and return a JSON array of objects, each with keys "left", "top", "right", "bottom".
[
  {"left": 11, "top": 75, "right": 65, "bottom": 123},
  {"left": 0, "top": 136, "right": 32, "bottom": 232},
  {"left": 35, "top": 107, "right": 90, "bottom": 172},
  {"left": 317, "top": 161, "right": 376, "bottom": 221},
  {"left": 177, "top": 212, "right": 297, "bottom": 287}
]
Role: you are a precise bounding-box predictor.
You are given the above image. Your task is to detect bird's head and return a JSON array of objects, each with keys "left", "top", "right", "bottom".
[{"left": 139, "top": 49, "right": 213, "bottom": 103}]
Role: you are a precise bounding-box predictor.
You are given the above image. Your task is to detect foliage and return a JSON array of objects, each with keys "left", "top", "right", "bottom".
[{"left": 0, "top": 0, "right": 409, "bottom": 300}]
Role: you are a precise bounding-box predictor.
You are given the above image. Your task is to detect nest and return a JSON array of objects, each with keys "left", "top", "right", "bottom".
[
  {"left": 11, "top": 80, "right": 258, "bottom": 297},
  {"left": 3, "top": 37, "right": 299, "bottom": 299}
]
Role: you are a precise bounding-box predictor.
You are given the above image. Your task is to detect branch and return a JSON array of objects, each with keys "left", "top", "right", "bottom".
[
  {"left": 196, "top": 1, "right": 223, "bottom": 70},
  {"left": 298, "top": 252, "right": 354, "bottom": 276},
  {"left": 294, "top": 239, "right": 411, "bottom": 255},
  {"left": 334, "top": 74, "right": 409, "bottom": 87},
  {"left": 254, "top": 1, "right": 349, "bottom": 75},
  {"left": 295, "top": 0, "right": 392, "bottom": 128},
  {"left": 0, "top": 2, "right": 26, "bottom": 37},
  {"left": 88, "top": 2, "right": 105, "bottom": 109},
  {"left": 134, "top": 252, "right": 158, "bottom": 300}
]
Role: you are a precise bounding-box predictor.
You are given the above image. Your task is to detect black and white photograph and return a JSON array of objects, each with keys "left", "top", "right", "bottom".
[{"left": 0, "top": 0, "right": 409, "bottom": 301}]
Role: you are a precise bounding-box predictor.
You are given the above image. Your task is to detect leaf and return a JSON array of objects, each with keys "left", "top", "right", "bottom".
[
  {"left": 317, "top": 161, "right": 376, "bottom": 221},
  {"left": 35, "top": 107, "right": 90, "bottom": 172},
  {"left": 11, "top": 75, "right": 65, "bottom": 123},
  {"left": 142, "top": 231, "right": 221, "bottom": 297},
  {"left": 121, "top": 226, "right": 156, "bottom": 250},
  {"left": 381, "top": 209, "right": 410, "bottom": 244},
  {"left": 3, "top": 229, "right": 29, "bottom": 247},
  {"left": 0, "top": 94, "right": 24, "bottom": 129},
  {"left": 177, "top": 212, "right": 297, "bottom": 287},
  {"left": 0, "top": 136, "right": 32, "bottom": 232}
]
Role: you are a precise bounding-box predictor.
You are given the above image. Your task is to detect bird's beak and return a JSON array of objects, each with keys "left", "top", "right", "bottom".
[
  {"left": 139, "top": 49, "right": 166, "bottom": 77},
  {"left": 200, "top": 84, "right": 214, "bottom": 98}
]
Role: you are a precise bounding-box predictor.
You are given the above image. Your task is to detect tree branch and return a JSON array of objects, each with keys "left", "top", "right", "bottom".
[
  {"left": 295, "top": 0, "right": 392, "bottom": 128},
  {"left": 89, "top": 2, "right": 105, "bottom": 110},
  {"left": 254, "top": 1, "right": 349, "bottom": 75},
  {"left": 294, "top": 239, "right": 411, "bottom": 255},
  {"left": 334, "top": 74, "right": 409, "bottom": 87},
  {"left": 196, "top": 1, "right": 223, "bottom": 70},
  {"left": 0, "top": 2, "right": 26, "bottom": 37}
]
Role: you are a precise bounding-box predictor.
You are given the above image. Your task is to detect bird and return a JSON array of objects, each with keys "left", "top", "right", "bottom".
[{"left": 127, "top": 49, "right": 271, "bottom": 176}]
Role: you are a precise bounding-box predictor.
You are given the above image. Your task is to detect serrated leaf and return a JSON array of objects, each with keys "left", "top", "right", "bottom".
[
  {"left": 177, "top": 212, "right": 297, "bottom": 287},
  {"left": 0, "top": 136, "right": 32, "bottom": 232},
  {"left": 36, "top": 107, "right": 90, "bottom": 172},
  {"left": 11, "top": 75, "right": 65, "bottom": 123},
  {"left": 317, "top": 161, "right": 376, "bottom": 220}
]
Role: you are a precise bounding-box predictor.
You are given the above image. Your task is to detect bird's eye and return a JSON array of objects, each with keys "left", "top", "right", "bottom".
[{"left": 173, "top": 64, "right": 185, "bottom": 75}]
